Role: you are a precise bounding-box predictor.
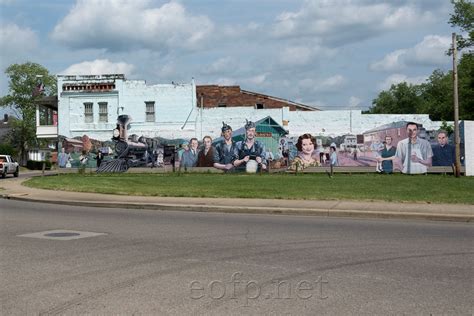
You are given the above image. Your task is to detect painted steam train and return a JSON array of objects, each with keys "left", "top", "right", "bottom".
[{"left": 96, "top": 115, "right": 151, "bottom": 173}]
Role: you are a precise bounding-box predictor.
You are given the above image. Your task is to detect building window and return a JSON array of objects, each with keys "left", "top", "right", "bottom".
[
  {"left": 218, "top": 103, "right": 227, "bottom": 108},
  {"left": 256, "top": 103, "right": 264, "bottom": 109},
  {"left": 84, "top": 102, "right": 93, "bottom": 123},
  {"left": 145, "top": 101, "right": 155, "bottom": 122},
  {"left": 99, "top": 102, "right": 108, "bottom": 122}
]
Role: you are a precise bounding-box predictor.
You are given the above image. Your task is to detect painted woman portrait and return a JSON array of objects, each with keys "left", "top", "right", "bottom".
[{"left": 288, "top": 133, "right": 320, "bottom": 171}]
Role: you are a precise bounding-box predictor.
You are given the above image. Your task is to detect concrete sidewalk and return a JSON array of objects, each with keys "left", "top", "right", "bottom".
[{"left": 1, "top": 171, "right": 473, "bottom": 222}]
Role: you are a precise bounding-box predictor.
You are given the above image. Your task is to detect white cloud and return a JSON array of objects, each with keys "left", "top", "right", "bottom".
[
  {"left": 271, "top": 1, "right": 436, "bottom": 46},
  {"left": 220, "top": 22, "right": 263, "bottom": 39},
  {"left": 297, "top": 74, "right": 346, "bottom": 93},
  {"left": 370, "top": 35, "right": 451, "bottom": 71},
  {"left": 369, "top": 49, "right": 407, "bottom": 71},
  {"left": 378, "top": 73, "right": 427, "bottom": 91},
  {"left": 215, "top": 77, "right": 237, "bottom": 86},
  {"left": 245, "top": 74, "right": 267, "bottom": 86},
  {"left": 0, "top": 23, "right": 38, "bottom": 58},
  {"left": 382, "top": 6, "right": 434, "bottom": 28},
  {"left": 51, "top": 0, "right": 214, "bottom": 52},
  {"left": 60, "top": 59, "right": 135, "bottom": 76},
  {"left": 158, "top": 62, "right": 177, "bottom": 78},
  {"left": 315, "top": 75, "right": 346, "bottom": 92},
  {"left": 203, "top": 57, "right": 236, "bottom": 75},
  {"left": 410, "top": 35, "right": 451, "bottom": 65},
  {"left": 298, "top": 78, "right": 316, "bottom": 90},
  {"left": 278, "top": 46, "right": 313, "bottom": 66},
  {"left": 348, "top": 96, "right": 362, "bottom": 108}
]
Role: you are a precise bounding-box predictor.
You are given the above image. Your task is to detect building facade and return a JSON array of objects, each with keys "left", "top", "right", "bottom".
[{"left": 56, "top": 75, "right": 196, "bottom": 141}]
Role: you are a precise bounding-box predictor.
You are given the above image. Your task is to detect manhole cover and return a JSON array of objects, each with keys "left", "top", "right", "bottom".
[
  {"left": 17, "top": 230, "right": 107, "bottom": 240},
  {"left": 44, "top": 232, "right": 81, "bottom": 237}
]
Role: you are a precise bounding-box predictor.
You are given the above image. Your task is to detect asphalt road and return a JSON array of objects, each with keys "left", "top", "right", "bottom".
[{"left": 1, "top": 199, "right": 472, "bottom": 315}]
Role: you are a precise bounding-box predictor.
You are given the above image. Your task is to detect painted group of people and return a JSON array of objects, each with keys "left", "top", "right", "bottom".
[
  {"left": 58, "top": 148, "right": 103, "bottom": 169},
  {"left": 376, "top": 122, "right": 456, "bottom": 174},
  {"left": 288, "top": 122, "right": 457, "bottom": 175},
  {"left": 58, "top": 121, "right": 456, "bottom": 175},
  {"left": 179, "top": 120, "right": 268, "bottom": 173}
]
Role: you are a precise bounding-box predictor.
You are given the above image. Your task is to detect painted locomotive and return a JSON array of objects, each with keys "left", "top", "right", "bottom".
[{"left": 97, "top": 115, "right": 151, "bottom": 173}]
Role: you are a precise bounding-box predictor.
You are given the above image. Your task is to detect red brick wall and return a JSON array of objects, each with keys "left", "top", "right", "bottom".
[{"left": 196, "top": 85, "right": 314, "bottom": 111}]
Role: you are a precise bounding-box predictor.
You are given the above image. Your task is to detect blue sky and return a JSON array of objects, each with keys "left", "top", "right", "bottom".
[{"left": 0, "top": 0, "right": 459, "bottom": 112}]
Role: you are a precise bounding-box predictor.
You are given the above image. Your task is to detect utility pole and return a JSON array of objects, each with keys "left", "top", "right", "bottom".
[
  {"left": 200, "top": 94, "right": 204, "bottom": 139},
  {"left": 452, "top": 33, "right": 461, "bottom": 177}
]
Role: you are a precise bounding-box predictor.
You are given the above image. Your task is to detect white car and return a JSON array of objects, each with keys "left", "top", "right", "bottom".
[{"left": 0, "top": 155, "right": 19, "bottom": 178}]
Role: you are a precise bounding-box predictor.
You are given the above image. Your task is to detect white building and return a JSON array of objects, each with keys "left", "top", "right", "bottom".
[{"left": 37, "top": 74, "right": 197, "bottom": 141}]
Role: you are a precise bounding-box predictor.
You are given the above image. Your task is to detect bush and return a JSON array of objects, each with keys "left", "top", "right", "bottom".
[{"left": 26, "top": 160, "right": 52, "bottom": 170}]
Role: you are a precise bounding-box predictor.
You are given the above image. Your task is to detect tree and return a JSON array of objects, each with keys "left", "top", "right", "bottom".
[
  {"left": 457, "top": 52, "right": 474, "bottom": 120},
  {"left": 0, "top": 62, "right": 56, "bottom": 164},
  {"left": 366, "top": 82, "right": 422, "bottom": 114},
  {"left": 449, "top": 0, "right": 474, "bottom": 52},
  {"left": 367, "top": 57, "right": 473, "bottom": 120},
  {"left": 418, "top": 69, "right": 453, "bottom": 121},
  {"left": 0, "top": 143, "right": 16, "bottom": 157},
  {"left": 440, "top": 120, "right": 455, "bottom": 136}
]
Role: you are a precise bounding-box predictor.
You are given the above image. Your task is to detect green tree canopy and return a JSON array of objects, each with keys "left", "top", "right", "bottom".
[
  {"left": 366, "top": 82, "right": 422, "bottom": 115},
  {"left": 366, "top": 54, "right": 473, "bottom": 121},
  {"left": 449, "top": 0, "right": 474, "bottom": 52},
  {"left": 0, "top": 62, "right": 56, "bottom": 164},
  {"left": 457, "top": 52, "right": 474, "bottom": 119},
  {"left": 418, "top": 69, "right": 453, "bottom": 121}
]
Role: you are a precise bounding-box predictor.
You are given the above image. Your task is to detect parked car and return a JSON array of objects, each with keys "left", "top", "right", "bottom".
[{"left": 0, "top": 155, "right": 19, "bottom": 178}]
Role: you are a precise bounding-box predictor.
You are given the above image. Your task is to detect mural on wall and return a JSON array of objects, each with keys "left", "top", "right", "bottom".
[
  {"left": 57, "top": 115, "right": 464, "bottom": 174},
  {"left": 58, "top": 114, "right": 177, "bottom": 172},
  {"left": 286, "top": 120, "right": 462, "bottom": 174}
]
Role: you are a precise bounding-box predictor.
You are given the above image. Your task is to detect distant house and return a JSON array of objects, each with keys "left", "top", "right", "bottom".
[{"left": 197, "top": 85, "right": 319, "bottom": 111}]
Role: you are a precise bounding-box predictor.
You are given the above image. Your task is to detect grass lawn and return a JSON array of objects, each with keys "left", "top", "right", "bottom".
[{"left": 24, "top": 172, "right": 474, "bottom": 204}]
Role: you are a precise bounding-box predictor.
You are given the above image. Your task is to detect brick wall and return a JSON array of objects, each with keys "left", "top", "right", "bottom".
[{"left": 196, "top": 85, "right": 316, "bottom": 111}]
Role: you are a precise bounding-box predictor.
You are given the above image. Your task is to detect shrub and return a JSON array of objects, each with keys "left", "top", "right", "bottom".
[{"left": 26, "top": 160, "right": 52, "bottom": 170}]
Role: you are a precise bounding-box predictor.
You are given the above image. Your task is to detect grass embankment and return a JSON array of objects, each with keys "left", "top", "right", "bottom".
[{"left": 24, "top": 173, "right": 474, "bottom": 204}]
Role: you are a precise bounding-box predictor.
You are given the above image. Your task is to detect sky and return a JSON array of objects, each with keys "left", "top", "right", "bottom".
[{"left": 0, "top": 0, "right": 461, "bottom": 113}]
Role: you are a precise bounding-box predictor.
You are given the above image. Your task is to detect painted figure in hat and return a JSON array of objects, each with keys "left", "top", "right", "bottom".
[
  {"left": 213, "top": 122, "right": 238, "bottom": 171},
  {"left": 234, "top": 119, "right": 267, "bottom": 172}
]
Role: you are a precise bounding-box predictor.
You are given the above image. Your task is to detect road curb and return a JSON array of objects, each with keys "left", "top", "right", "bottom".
[{"left": 3, "top": 194, "right": 473, "bottom": 223}]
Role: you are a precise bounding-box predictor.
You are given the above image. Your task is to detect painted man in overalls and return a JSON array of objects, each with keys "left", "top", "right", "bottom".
[
  {"left": 213, "top": 122, "right": 238, "bottom": 172},
  {"left": 233, "top": 120, "right": 267, "bottom": 172}
]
